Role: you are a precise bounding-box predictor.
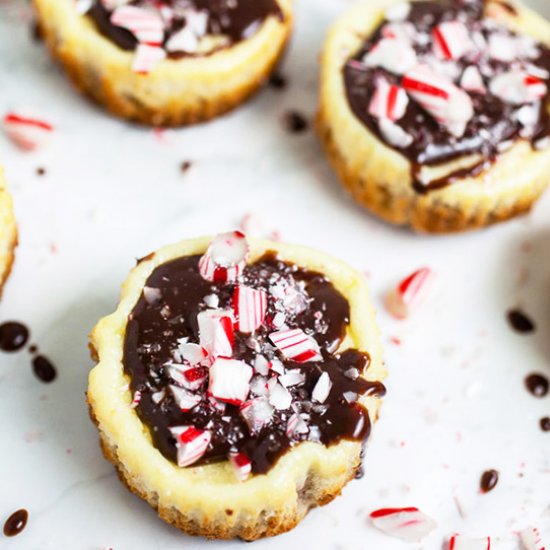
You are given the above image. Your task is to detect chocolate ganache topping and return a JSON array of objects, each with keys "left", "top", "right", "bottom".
[
  {"left": 124, "top": 233, "right": 384, "bottom": 476},
  {"left": 87, "top": 0, "right": 283, "bottom": 58},
  {"left": 343, "top": 0, "right": 550, "bottom": 191}
]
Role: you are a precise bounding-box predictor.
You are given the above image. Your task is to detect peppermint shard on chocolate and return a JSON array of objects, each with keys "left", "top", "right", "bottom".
[
  {"left": 88, "top": 233, "right": 386, "bottom": 540},
  {"left": 318, "top": 0, "right": 550, "bottom": 233}
]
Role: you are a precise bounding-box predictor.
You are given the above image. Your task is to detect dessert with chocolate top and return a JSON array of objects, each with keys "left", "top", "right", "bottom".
[
  {"left": 88, "top": 233, "right": 385, "bottom": 540},
  {"left": 32, "top": 0, "right": 293, "bottom": 125},
  {"left": 318, "top": 0, "right": 550, "bottom": 232}
]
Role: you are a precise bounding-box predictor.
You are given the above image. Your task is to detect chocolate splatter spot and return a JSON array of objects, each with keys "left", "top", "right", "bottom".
[
  {"left": 0, "top": 322, "right": 30, "bottom": 352},
  {"left": 480, "top": 469, "right": 499, "bottom": 493},
  {"left": 269, "top": 73, "right": 287, "bottom": 90},
  {"left": 282, "top": 111, "right": 309, "bottom": 134},
  {"left": 540, "top": 417, "right": 550, "bottom": 432},
  {"left": 507, "top": 309, "right": 536, "bottom": 334},
  {"left": 32, "top": 355, "right": 57, "bottom": 383},
  {"left": 3, "top": 509, "right": 28, "bottom": 537},
  {"left": 180, "top": 161, "right": 192, "bottom": 173},
  {"left": 525, "top": 373, "right": 549, "bottom": 398}
]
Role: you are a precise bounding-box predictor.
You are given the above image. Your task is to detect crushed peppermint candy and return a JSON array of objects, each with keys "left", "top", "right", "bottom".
[
  {"left": 448, "top": 534, "right": 492, "bottom": 550},
  {"left": 519, "top": 526, "right": 547, "bottom": 550},
  {"left": 369, "top": 507, "right": 437, "bottom": 542},
  {"left": 3, "top": 111, "right": 54, "bottom": 151},
  {"left": 123, "top": 233, "right": 382, "bottom": 476},
  {"left": 385, "top": 267, "right": 434, "bottom": 319}
]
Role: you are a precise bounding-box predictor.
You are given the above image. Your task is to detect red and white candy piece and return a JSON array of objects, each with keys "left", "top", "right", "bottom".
[
  {"left": 384, "top": 1, "right": 411, "bottom": 23},
  {"left": 233, "top": 285, "right": 267, "bottom": 334},
  {"left": 385, "top": 267, "right": 434, "bottom": 319},
  {"left": 170, "top": 385, "right": 201, "bottom": 412},
  {"left": 402, "top": 64, "right": 474, "bottom": 137},
  {"left": 369, "top": 507, "right": 437, "bottom": 542},
  {"left": 378, "top": 118, "right": 413, "bottom": 148},
  {"left": 488, "top": 33, "right": 518, "bottom": 63},
  {"left": 229, "top": 451, "right": 252, "bottom": 482},
  {"left": 489, "top": 71, "right": 547, "bottom": 105},
  {"left": 365, "top": 38, "right": 417, "bottom": 75},
  {"left": 519, "top": 526, "right": 547, "bottom": 550},
  {"left": 432, "top": 21, "right": 473, "bottom": 60},
  {"left": 132, "top": 43, "right": 166, "bottom": 74},
  {"left": 460, "top": 66, "right": 486, "bottom": 94},
  {"left": 240, "top": 397, "right": 274, "bottom": 434},
  {"left": 381, "top": 22, "right": 416, "bottom": 43},
  {"left": 369, "top": 79, "right": 409, "bottom": 122},
  {"left": 176, "top": 341, "right": 208, "bottom": 365},
  {"left": 199, "top": 231, "right": 249, "bottom": 283},
  {"left": 286, "top": 412, "right": 309, "bottom": 437},
  {"left": 167, "top": 363, "right": 207, "bottom": 391},
  {"left": 3, "top": 112, "right": 54, "bottom": 151},
  {"left": 197, "top": 309, "right": 234, "bottom": 360},
  {"left": 312, "top": 372, "right": 332, "bottom": 403},
  {"left": 269, "top": 328, "right": 321, "bottom": 363},
  {"left": 110, "top": 6, "right": 164, "bottom": 46},
  {"left": 165, "top": 10, "right": 208, "bottom": 54},
  {"left": 130, "top": 390, "right": 142, "bottom": 408},
  {"left": 170, "top": 426, "right": 211, "bottom": 467},
  {"left": 448, "top": 534, "right": 492, "bottom": 550},
  {"left": 208, "top": 357, "right": 253, "bottom": 406}
]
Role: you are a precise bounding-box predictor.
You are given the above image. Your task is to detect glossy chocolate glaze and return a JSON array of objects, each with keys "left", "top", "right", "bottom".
[
  {"left": 343, "top": 0, "right": 550, "bottom": 192},
  {"left": 123, "top": 253, "right": 384, "bottom": 474},
  {"left": 3, "top": 509, "right": 28, "bottom": 537},
  {"left": 88, "top": 0, "right": 283, "bottom": 57}
]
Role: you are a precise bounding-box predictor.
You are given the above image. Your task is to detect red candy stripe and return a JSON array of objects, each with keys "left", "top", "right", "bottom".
[
  {"left": 385, "top": 267, "right": 434, "bottom": 319},
  {"left": 110, "top": 6, "right": 164, "bottom": 46},
  {"left": 3, "top": 112, "right": 54, "bottom": 151},
  {"left": 269, "top": 328, "right": 321, "bottom": 363},
  {"left": 432, "top": 21, "right": 472, "bottom": 60},
  {"left": 229, "top": 451, "right": 252, "bottom": 482},
  {"left": 233, "top": 285, "right": 267, "bottom": 334},
  {"left": 199, "top": 231, "right": 249, "bottom": 284},
  {"left": 369, "top": 79, "right": 409, "bottom": 121},
  {"left": 169, "top": 426, "right": 211, "bottom": 467}
]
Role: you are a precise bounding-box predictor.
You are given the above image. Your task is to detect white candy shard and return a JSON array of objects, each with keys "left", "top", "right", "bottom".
[
  {"left": 461, "top": 66, "right": 486, "bottom": 93},
  {"left": 369, "top": 507, "right": 437, "bottom": 542},
  {"left": 165, "top": 10, "right": 208, "bottom": 53},
  {"left": 378, "top": 118, "right": 414, "bottom": 148},
  {"left": 208, "top": 357, "right": 253, "bottom": 406},
  {"left": 169, "top": 426, "right": 211, "bottom": 467},
  {"left": 279, "top": 369, "right": 306, "bottom": 388},
  {"left": 364, "top": 37, "right": 417, "bottom": 75},
  {"left": 143, "top": 286, "right": 162, "bottom": 305},
  {"left": 176, "top": 341, "right": 208, "bottom": 365},
  {"left": 384, "top": 1, "right": 411, "bottom": 22},
  {"left": 240, "top": 397, "right": 274, "bottom": 434},
  {"left": 269, "top": 328, "right": 321, "bottom": 363},
  {"left": 170, "top": 385, "right": 201, "bottom": 411},
  {"left": 312, "top": 372, "right": 332, "bottom": 403},
  {"left": 268, "top": 382, "right": 292, "bottom": 410},
  {"left": 448, "top": 534, "right": 492, "bottom": 550},
  {"left": 199, "top": 231, "right": 249, "bottom": 283}
]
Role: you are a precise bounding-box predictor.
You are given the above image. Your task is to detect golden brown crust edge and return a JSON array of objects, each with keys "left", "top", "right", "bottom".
[
  {"left": 316, "top": 0, "right": 550, "bottom": 234},
  {"left": 87, "top": 393, "right": 363, "bottom": 541},
  {"left": 86, "top": 237, "right": 385, "bottom": 541},
  {"left": 32, "top": 1, "right": 293, "bottom": 126},
  {"left": 0, "top": 169, "right": 17, "bottom": 296},
  {"left": 316, "top": 112, "right": 548, "bottom": 234}
]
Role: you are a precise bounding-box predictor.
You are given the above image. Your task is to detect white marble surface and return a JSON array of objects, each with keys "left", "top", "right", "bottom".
[{"left": 0, "top": 1, "right": 549, "bottom": 548}]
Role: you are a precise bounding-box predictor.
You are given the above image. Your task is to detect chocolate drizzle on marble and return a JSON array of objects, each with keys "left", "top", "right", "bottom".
[
  {"left": 123, "top": 250, "right": 383, "bottom": 475},
  {"left": 343, "top": 0, "right": 550, "bottom": 192},
  {"left": 88, "top": 0, "right": 283, "bottom": 58}
]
